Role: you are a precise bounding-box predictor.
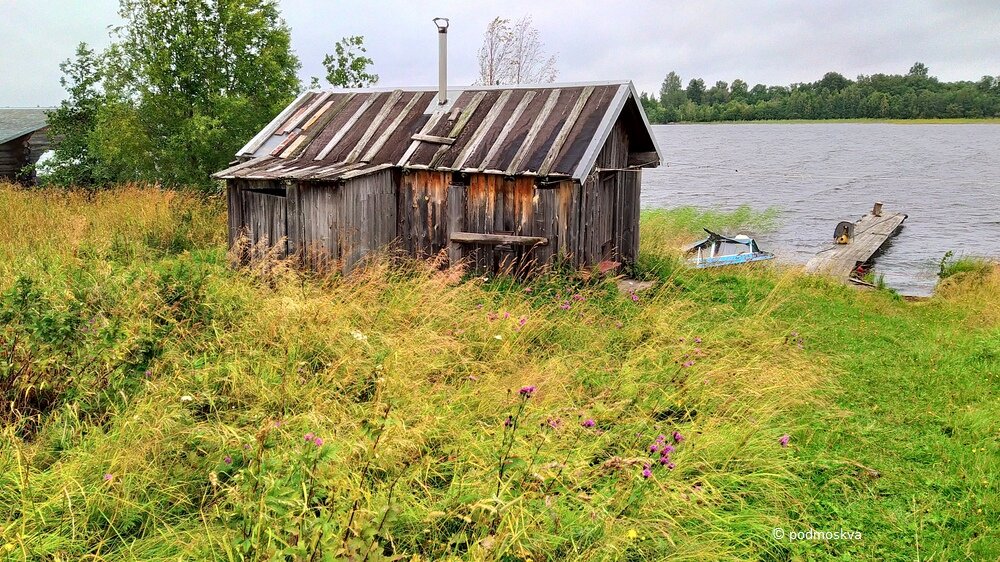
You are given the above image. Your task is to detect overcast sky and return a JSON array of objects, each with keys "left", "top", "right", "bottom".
[{"left": 2, "top": 0, "right": 999, "bottom": 107}]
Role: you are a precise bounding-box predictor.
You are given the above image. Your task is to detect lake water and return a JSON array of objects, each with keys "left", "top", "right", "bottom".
[{"left": 642, "top": 123, "right": 1000, "bottom": 296}]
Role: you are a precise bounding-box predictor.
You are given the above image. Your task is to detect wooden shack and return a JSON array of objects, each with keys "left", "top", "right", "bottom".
[
  {"left": 0, "top": 108, "right": 52, "bottom": 183},
  {"left": 214, "top": 81, "right": 662, "bottom": 274}
]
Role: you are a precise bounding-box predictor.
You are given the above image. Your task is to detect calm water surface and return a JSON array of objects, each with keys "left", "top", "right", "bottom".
[{"left": 643, "top": 123, "right": 1000, "bottom": 295}]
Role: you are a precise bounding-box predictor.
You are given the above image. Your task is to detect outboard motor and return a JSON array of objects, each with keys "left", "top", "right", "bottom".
[{"left": 834, "top": 221, "right": 855, "bottom": 244}]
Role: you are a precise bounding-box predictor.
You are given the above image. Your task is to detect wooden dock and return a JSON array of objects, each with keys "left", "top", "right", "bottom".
[{"left": 805, "top": 203, "right": 907, "bottom": 282}]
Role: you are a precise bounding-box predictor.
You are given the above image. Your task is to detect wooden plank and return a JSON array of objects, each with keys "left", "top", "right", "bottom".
[
  {"left": 480, "top": 91, "right": 536, "bottom": 171},
  {"left": 314, "top": 94, "right": 381, "bottom": 161},
  {"left": 538, "top": 86, "right": 594, "bottom": 176},
  {"left": 428, "top": 92, "right": 489, "bottom": 169},
  {"left": 505, "top": 88, "right": 561, "bottom": 174},
  {"left": 446, "top": 91, "right": 488, "bottom": 138},
  {"left": 282, "top": 92, "right": 332, "bottom": 133},
  {"left": 450, "top": 232, "right": 548, "bottom": 246},
  {"left": 805, "top": 208, "right": 907, "bottom": 280},
  {"left": 451, "top": 90, "right": 513, "bottom": 170},
  {"left": 302, "top": 100, "right": 335, "bottom": 131},
  {"left": 627, "top": 151, "right": 660, "bottom": 167},
  {"left": 397, "top": 111, "right": 445, "bottom": 167},
  {"left": 269, "top": 131, "right": 300, "bottom": 157},
  {"left": 304, "top": 93, "right": 356, "bottom": 133},
  {"left": 410, "top": 134, "right": 455, "bottom": 145},
  {"left": 278, "top": 134, "right": 309, "bottom": 159},
  {"left": 344, "top": 90, "right": 404, "bottom": 163},
  {"left": 361, "top": 92, "right": 422, "bottom": 162}
]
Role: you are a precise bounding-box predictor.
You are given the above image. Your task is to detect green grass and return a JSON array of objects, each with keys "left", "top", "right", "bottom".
[{"left": 0, "top": 184, "right": 996, "bottom": 560}]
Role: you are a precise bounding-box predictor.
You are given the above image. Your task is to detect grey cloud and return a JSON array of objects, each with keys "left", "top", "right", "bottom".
[{"left": 1, "top": 0, "right": 998, "bottom": 107}]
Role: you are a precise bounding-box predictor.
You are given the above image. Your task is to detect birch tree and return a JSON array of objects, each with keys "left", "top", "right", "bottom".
[{"left": 476, "top": 16, "right": 557, "bottom": 85}]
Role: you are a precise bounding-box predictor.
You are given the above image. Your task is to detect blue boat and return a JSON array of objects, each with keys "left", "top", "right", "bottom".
[{"left": 686, "top": 229, "right": 774, "bottom": 268}]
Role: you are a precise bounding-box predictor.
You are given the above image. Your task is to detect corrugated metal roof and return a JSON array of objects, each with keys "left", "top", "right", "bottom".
[
  {"left": 0, "top": 108, "right": 52, "bottom": 145},
  {"left": 215, "top": 81, "right": 660, "bottom": 182}
]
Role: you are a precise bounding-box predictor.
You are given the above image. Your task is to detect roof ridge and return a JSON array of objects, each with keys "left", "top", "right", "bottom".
[{"left": 304, "top": 80, "right": 633, "bottom": 95}]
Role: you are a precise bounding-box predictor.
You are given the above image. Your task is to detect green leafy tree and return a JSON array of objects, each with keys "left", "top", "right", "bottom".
[
  {"left": 323, "top": 36, "right": 378, "bottom": 88},
  {"left": 43, "top": 43, "right": 109, "bottom": 186},
  {"left": 730, "top": 79, "right": 748, "bottom": 102},
  {"left": 658, "top": 71, "right": 686, "bottom": 108},
  {"left": 706, "top": 80, "right": 730, "bottom": 105},
  {"left": 685, "top": 78, "right": 706, "bottom": 104},
  {"left": 908, "top": 62, "right": 929, "bottom": 79},
  {"left": 47, "top": 0, "right": 301, "bottom": 189},
  {"left": 817, "top": 71, "right": 850, "bottom": 92}
]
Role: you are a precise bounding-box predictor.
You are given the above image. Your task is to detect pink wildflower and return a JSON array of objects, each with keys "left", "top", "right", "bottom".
[
  {"left": 582, "top": 418, "right": 596, "bottom": 428},
  {"left": 779, "top": 434, "right": 790, "bottom": 447}
]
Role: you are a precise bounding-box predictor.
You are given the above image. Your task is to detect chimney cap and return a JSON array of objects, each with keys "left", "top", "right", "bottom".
[{"left": 433, "top": 17, "right": 449, "bottom": 31}]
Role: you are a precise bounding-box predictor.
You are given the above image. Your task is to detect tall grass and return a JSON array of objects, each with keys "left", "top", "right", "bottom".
[{"left": 0, "top": 183, "right": 996, "bottom": 560}]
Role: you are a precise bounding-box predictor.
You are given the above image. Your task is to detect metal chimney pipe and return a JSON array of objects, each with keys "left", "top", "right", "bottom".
[{"left": 433, "top": 17, "right": 449, "bottom": 105}]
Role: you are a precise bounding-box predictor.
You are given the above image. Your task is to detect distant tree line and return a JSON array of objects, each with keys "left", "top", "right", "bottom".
[{"left": 640, "top": 63, "right": 1000, "bottom": 123}]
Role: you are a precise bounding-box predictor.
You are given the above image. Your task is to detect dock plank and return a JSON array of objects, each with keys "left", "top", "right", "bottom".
[{"left": 805, "top": 210, "right": 907, "bottom": 280}]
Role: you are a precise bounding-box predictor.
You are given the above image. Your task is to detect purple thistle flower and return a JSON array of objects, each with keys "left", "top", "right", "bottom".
[
  {"left": 504, "top": 416, "right": 513, "bottom": 428},
  {"left": 661, "top": 444, "right": 675, "bottom": 455},
  {"left": 503, "top": 311, "right": 511, "bottom": 319},
  {"left": 103, "top": 473, "right": 114, "bottom": 482},
  {"left": 559, "top": 301, "right": 571, "bottom": 310},
  {"left": 667, "top": 461, "right": 676, "bottom": 470},
  {"left": 682, "top": 360, "right": 695, "bottom": 368},
  {"left": 779, "top": 434, "right": 790, "bottom": 448},
  {"left": 518, "top": 385, "right": 536, "bottom": 397},
  {"left": 672, "top": 431, "right": 684, "bottom": 443},
  {"left": 659, "top": 456, "right": 671, "bottom": 465},
  {"left": 630, "top": 292, "right": 639, "bottom": 302},
  {"left": 143, "top": 369, "right": 151, "bottom": 378},
  {"left": 656, "top": 434, "right": 666, "bottom": 442},
  {"left": 224, "top": 455, "right": 233, "bottom": 465},
  {"left": 547, "top": 417, "right": 563, "bottom": 430},
  {"left": 313, "top": 437, "right": 324, "bottom": 447},
  {"left": 582, "top": 418, "right": 596, "bottom": 428},
  {"left": 641, "top": 467, "right": 652, "bottom": 479},
  {"left": 649, "top": 444, "right": 659, "bottom": 453},
  {"left": 304, "top": 432, "right": 315, "bottom": 442},
  {"left": 519, "top": 316, "right": 528, "bottom": 327},
  {"left": 694, "top": 337, "right": 702, "bottom": 344}
]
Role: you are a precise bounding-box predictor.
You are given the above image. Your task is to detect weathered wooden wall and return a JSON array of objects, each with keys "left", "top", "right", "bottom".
[
  {"left": 0, "top": 129, "right": 51, "bottom": 182},
  {"left": 227, "top": 179, "right": 287, "bottom": 262},
  {"left": 577, "top": 120, "right": 640, "bottom": 266},
  {"left": 289, "top": 169, "right": 397, "bottom": 273},
  {"left": 226, "top": 114, "right": 642, "bottom": 275}
]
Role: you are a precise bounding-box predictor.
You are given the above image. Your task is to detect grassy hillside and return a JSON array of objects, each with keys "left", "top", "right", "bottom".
[{"left": 0, "top": 185, "right": 996, "bottom": 561}]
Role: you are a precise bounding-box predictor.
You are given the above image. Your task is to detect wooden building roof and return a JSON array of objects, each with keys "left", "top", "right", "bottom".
[
  {"left": 0, "top": 108, "right": 51, "bottom": 145},
  {"left": 215, "top": 81, "right": 661, "bottom": 183}
]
